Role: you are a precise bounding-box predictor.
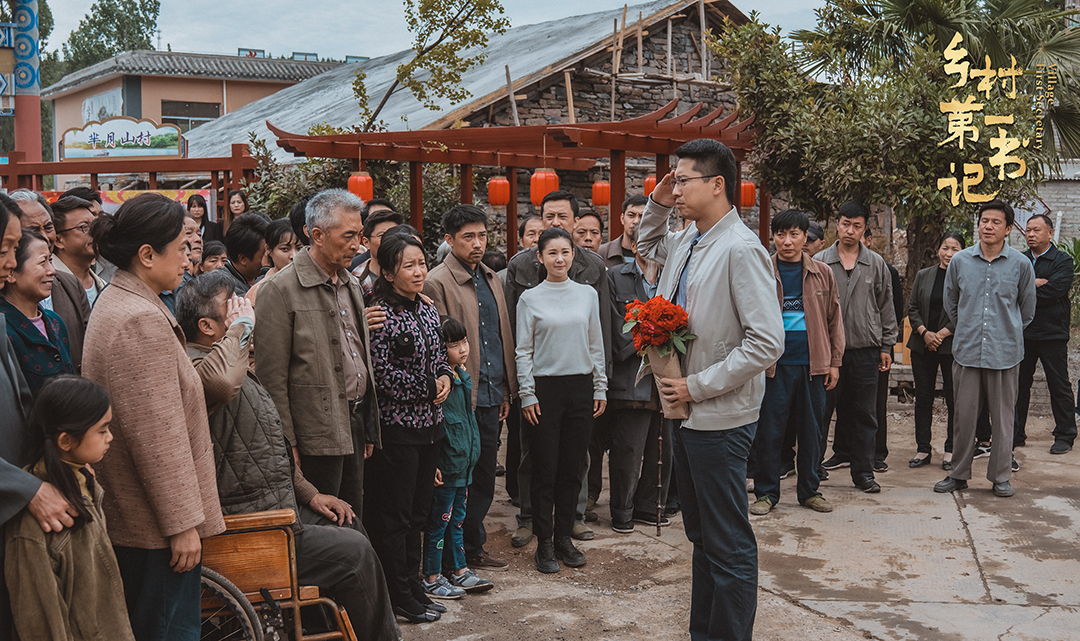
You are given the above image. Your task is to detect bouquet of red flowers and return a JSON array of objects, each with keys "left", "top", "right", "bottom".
[
  {"left": 623, "top": 297, "right": 696, "bottom": 361},
  {"left": 624, "top": 297, "right": 696, "bottom": 419}
]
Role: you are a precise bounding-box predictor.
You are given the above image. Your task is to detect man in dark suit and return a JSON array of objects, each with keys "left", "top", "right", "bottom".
[
  {"left": 1015, "top": 214, "right": 1076, "bottom": 454},
  {"left": 597, "top": 194, "right": 648, "bottom": 268}
]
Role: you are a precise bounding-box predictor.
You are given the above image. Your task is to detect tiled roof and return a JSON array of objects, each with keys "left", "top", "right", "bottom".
[{"left": 42, "top": 50, "right": 341, "bottom": 98}]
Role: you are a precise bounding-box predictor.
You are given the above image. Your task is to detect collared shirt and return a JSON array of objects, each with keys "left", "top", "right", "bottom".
[
  {"left": 1031, "top": 244, "right": 1051, "bottom": 265},
  {"left": 460, "top": 256, "right": 504, "bottom": 407},
  {"left": 634, "top": 259, "right": 658, "bottom": 299},
  {"left": 311, "top": 259, "right": 369, "bottom": 401},
  {"left": 945, "top": 241, "right": 1036, "bottom": 370}
]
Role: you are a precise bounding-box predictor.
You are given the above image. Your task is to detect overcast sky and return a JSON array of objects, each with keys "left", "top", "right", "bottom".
[{"left": 44, "top": 0, "right": 824, "bottom": 61}]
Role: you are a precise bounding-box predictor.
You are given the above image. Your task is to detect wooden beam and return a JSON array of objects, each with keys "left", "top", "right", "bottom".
[
  {"left": 460, "top": 164, "right": 473, "bottom": 204},
  {"left": 148, "top": 172, "right": 157, "bottom": 189},
  {"left": 699, "top": 0, "right": 708, "bottom": 78},
  {"left": 610, "top": 19, "right": 619, "bottom": 121},
  {"left": 506, "top": 168, "right": 518, "bottom": 256},
  {"left": 656, "top": 153, "right": 669, "bottom": 181},
  {"left": 610, "top": 149, "right": 626, "bottom": 241},
  {"left": 564, "top": 71, "right": 576, "bottom": 125},
  {"left": 637, "top": 12, "right": 644, "bottom": 71},
  {"left": 759, "top": 182, "right": 771, "bottom": 247},
  {"left": 505, "top": 65, "right": 520, "bottom": 126},
  {"left": 409, "top": 161, "right": 423, "bottom": 232}
]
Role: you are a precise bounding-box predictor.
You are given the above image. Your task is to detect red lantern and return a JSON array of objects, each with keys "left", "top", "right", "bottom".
[
  {"left": 644, "top": 175, "right": 657, "bottom": 196},
  {"left": 488, "top": 175, "right": 511, "bottom": 207},
  {"left": 530, "top": 169, "right": 559, "bottom": 206},
  {"left": 348, "top": 171, "right": 374, "bottom": 201},
  {"left": 740, "top": 181, "right": 757, "bottom": 208},
  {"left": 592, "top": 180, "right": 611, "bottom": 207}
]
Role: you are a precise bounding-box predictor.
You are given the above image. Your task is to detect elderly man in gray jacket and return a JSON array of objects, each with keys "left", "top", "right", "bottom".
[{"left": 638, "top": 139, "right": 784, "bottom": 641}]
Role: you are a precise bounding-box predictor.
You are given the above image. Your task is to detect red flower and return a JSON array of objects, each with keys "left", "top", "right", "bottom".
[{"left": 624, "top": 296, "right": 693, "bottom": 355}]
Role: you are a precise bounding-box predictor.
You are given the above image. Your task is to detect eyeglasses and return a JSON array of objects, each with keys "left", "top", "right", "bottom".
[
  {"left": 58, "top": 222, "right": 91, "bottom": 235},
  {"left": 672, "top": 174, "right": 720, "bottom": 188}
]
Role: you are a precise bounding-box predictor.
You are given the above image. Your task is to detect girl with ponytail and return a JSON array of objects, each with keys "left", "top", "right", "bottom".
[{"left": 4, "top": 375, "right": 136, "bottom": 641}]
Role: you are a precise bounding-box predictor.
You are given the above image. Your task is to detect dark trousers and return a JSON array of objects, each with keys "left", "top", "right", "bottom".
[
  {"left": 506, "top": 397, "right": 522, "bottom": 501},
  {"left": 588, "top": 412, "right": 611, "bottom": 501},
  {"left": 462, "top": 405, "right": 500, "bottom": 557},
  {"left": 302, "top": 422, "right": 366, "bottom": 518},
  {"left": 823, "top": 347, "right": 880, "bottom": 484},
  {"left": 754, "top": 364, "right": 824, "bottom": 504},
  {"left": 673, "top": 422, "right": 757, "bottom": 641},
  {"left": 634, "top": 417, "right": 673, "bottom": 515},
  {"left": 607, "top": 407, "right": 662, "bottom": 523},
  {"left": 528, "top": 375, "right": 594, "bottom": 542},
  {"left": 296, "top": 507, "right": 400, "bottom": 641},
  {"left": 1015, "top": 339, "right": 1077, "bottom": 446},
  {"left": 113, "top": 546, "right": 201, "bottom": 641},
  {"left": 875, "top": 367, "right": 891, "bottom": 463},
  {"left": 911, "top": 350, "right": 955, "bottom": 453},
  {"left": 362, "top": 441, "right": 439, "bottom": 609}
]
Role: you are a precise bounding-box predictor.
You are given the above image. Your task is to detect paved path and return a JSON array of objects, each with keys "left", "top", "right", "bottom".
[{"left": 404, "top": 413, "right": 1077, "bottom": 640}]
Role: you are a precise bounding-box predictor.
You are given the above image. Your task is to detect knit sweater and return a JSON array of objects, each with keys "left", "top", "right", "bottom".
[{"left": 515, "top": 278, "right": 607, "bottom": 407}]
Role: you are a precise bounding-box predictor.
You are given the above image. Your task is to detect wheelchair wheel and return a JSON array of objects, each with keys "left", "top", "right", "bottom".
[{"left": 201, "top": 566, "right": 264, "bottom": 641}]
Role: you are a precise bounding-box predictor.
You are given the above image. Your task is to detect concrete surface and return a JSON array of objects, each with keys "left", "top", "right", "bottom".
[{"left": 404, "top": 411, "right": 1078, "bottom": 640}]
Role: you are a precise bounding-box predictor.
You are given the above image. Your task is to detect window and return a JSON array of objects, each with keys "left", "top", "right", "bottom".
[{"left": 161, "top": 101, "right": 220, "bottom": 132}]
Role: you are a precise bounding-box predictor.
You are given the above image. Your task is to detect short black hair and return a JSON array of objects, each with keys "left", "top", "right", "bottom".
[
  {"left": 60, "top": 187, "right": 102, "bottom": 206},
  {"left": 623, "top": 194, "right": 648, "bottom": 211},
  {"left": 771, "top": 209, "right": 810, "bottom": 235},
  {"left": 50, "top": 196, "right": 94, "bottom": 231},
  {"left": 442, "top": 204, "right": 488, "bottom": 238},
  {"left": 537, "top": 226, "right": 574, "bottom": 252},
  {"left": 837, "top": 201, "right": 870, "bottom": 224},
  {"left": 289, "top": 195, "right": 313, "bottom": 246},
  {"left": 481, "top": 250, "right": 506, "bottom": 272},
  {"left": 224, "top": 212, "right": 269, "bottom": 262},
  {"left": 576, "top": 210, "right": 604, "bottom": 234},
  {"left": 228, "top": 189, "right": 249, "bottom": 212},
  {"left": 540, "top": 190, "right": 579, "bottom": 217},
  {"left": 175, "top": 270, "right": 237, "bottom": 342},
  {"left": 1028, "top": 213, "right": 1054, "bottom": 230},
  {"left": 518, "top": 214, "right": 540, "bottom": 240},
  {"left": 363, "top": 208, "right": 404, "bottom": 239},
  {"left": 362, "top": 198, "right": 396, "bottom": 223},
  {"left": 863, "top": 226, "right": 873, "bottom": 239},
  {"left": 384, "top": 223, "right": 421, "bottom": 242},
  {"left": 441, "top": 316, "right": 468, "bottom": 343},
  {"left": 938, "top": 232, "right": 966, "bottom": 250},
  {"left": 977, "top": 199, "right": 1015, "bottom": 228},
  {"left": 673, "top": 139, "right": 737, "bottom": 205},
  {"left": 202, "top": 240, "right": 226, "bottom": 262},
  {"left": 265, "top": 218, "right": 294, "bottom": 248}
]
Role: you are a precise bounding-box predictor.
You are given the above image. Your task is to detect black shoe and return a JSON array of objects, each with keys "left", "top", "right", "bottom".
[
  {"left": 495, "top": 463, "right": 506, "bottom": 476},
  {"left": 972, "top": 443, "right": 991, "bottom": 460},
  {"left": 934, "top": 476, "right": 968, "bottom": 493},
  {"left": 535, "top": 539, "right": 559, "bottom": 574},
  {"left": 942, "top": 458, "right": 953, "bottom": 471},
  {"left": 394, "top": 603, "right": 440, "bottom": 623},
  {"left": 1011, "top": 457, "right": 1020, "bottom": 472},
  {"left": 908, "top": 454, "right": 932, "bottom": 468},
  {"left": 874, "top": 460, "right": 889, "bottom": 473},
  {"left": 662, "top": 505, "right": 680, "bottom": 518},
  {"left": 632, "top": 511, "right": 670, "bottom": 527},
  {"left": 611, "top": 519, "right": 635, "bottom": 534},
  {"left": 1050, "top": 441, "right": 1073, "bottom": 455},
  {"left": 553, "top": 537, "right": 586, "bottom": 568},
  {"left": 822, "top": 456, "right": 850, "bottom": 470},
  {"left": 411, "top": 585, "right": 447, "bottom": 613},
  {"left": 818, "top": 467, "right": 829, "bottom": 481},
  {"left": 1013, "top": 436, "right": 1027, "bottom": 447},
  {"left": 855, "top": 478, "right": 880, "bottom": 493},
  {"left": 993, "top": 481, "right": 1015, "bottom": 497},
  {"left": 779, "top": 464, "right": 796, "bottom": 479}
]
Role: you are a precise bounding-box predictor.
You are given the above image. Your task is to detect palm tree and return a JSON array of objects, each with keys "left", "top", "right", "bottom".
[{"left": 792, "top": 0, "right": 1080, "bottom": 156}]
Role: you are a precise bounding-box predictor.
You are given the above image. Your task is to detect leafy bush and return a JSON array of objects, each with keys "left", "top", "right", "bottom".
[{"left": 1055, "top": 236, "right": 1080, "bottom": 326}]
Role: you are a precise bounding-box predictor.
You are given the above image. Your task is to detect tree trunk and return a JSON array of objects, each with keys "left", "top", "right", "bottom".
[{"left": 904, "top": 213, "right": 946, "bottom": 303}]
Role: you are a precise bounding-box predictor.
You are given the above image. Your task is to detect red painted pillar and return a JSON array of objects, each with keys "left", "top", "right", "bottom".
[
  {"left": 506, "top": 168, "right": 518, "bottom": 256},
  {"left": 460, "top": 164, "right": 473, "bottom": 204}
]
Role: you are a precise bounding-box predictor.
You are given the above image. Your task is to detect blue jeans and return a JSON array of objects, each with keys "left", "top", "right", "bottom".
[
  {"left": 113, "top": 546, "right": 201, "bottom": 641},
  {"left": 673, "top": 422, "right": 757, "bottom": 641},
  {"left": 423, "top": 485, "right": 467, "bottom": 576},
  {"left": 754, "top": 364, "right": 824, "bottom": 504}
]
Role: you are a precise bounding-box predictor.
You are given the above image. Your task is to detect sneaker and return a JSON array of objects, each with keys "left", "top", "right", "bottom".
[
  {"left": 855, "top": 478, "right": 881, "bottom": 493},
  {"left": 1011, "top": 457, "right": 1020, "bottom": 472},
  {"left": 421, "top": 575, "right": 465, "bottom": 600},
  {"left": 511, "top": 527, "right": 534, "bottom": 548},
  {"left": 818, "top": 467, "right": 829, "bottom": 481},
  {"left": 394, "top": 603, "right": 440, "bottom": 623},
  {"left": 749, "top": 497, "right": 774, "bottom": 515},
  {"left": 800, "top": 496, "right": 833, "bottom": 512},
  {"left": 873, "top": 460, "right": 889, "bottom": 473},
  {"left": 779, "top": 465, "right": 796, "bottom": 480},
  {"left": 570, "top": 523, "right": 594, "bottom": 541},
  {"left": 448, "top": 569, "right": 494, "bottom": 593},
  {"left": 466, "top": 550, "right": 509, "bottom": 572},
  {"left": 972, "top": 443, "right": 991, "bottom": 459},
  {"left": 495, "top": 463, "right": 505, "bottom": 476},
  {"left": 745, "top": 478, "right": 755, "bottom": 493},
  {"left": 631, "top": 511, "right": 670, "bottom": 527},
  {"left": 822, "top": 455, "right": 850, "bottom": 470},
  {"left": 612, "top": 519, "right": 635, "bottom": 534},
  {"left": 1050, "top": 441, "right": 1073, "bottom": 455}
]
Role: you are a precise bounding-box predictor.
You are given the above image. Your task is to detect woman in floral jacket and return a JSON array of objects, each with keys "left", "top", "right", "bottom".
[{"left": 364, "top": 231, "right": 454, "bottom": 624}]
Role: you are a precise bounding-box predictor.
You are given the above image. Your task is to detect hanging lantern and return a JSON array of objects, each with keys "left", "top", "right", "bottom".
[
  {"left": 348, "top": 171, "right": 374, "bottom": 201},
  {"left": 644, "top": 175, "right": 657, "bottom": 195},
  {"left": 740, "top": 181, "right": 757, "bottom": 208},
  {"left": 530, "top": 169, "right": 559, "bottom": 206},
  {"left": 592, "top": 180, "right": 611, "bottom": 207},
  {"left": 487, "top": 175, "right": 511, "bottom": 207}
]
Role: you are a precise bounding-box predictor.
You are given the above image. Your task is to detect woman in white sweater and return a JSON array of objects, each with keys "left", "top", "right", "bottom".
[{"left": 516, "top": 227, "right": 607, "bottom": 574}]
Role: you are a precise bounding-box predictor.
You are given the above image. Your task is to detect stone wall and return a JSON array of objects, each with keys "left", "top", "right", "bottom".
[{"left": 1035, "top": 179, "right": 1080, "bottom": 242}]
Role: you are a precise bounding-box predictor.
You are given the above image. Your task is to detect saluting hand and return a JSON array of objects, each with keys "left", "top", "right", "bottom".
[{"left": 653, "top": 171, "right": 677, "bottom": 208}]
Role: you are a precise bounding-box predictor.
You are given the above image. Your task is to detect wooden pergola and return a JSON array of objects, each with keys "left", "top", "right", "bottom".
[{"left": 269, "top": 99, "right": 767, "bottom": 254}]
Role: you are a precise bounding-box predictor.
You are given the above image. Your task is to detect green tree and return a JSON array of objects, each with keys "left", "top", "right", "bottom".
[
  {"left": 355, "top": 0, "right": 510, "bottom": 131},
  {"left": 62, "top": 0, "right": 160, "bottom": 72},
  {"left": 711, "top": 13, "right": 1056, "bottom": 291}
]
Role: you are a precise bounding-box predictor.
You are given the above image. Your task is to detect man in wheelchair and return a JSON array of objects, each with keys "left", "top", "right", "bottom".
[{"left": 176, "top": 271, "right": 401, "bottom": 641}]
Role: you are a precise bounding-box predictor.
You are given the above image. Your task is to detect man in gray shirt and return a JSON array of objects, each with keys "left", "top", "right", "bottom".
[{"left": 936, "top": 200, "right": 1036, "bottom": 498}]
